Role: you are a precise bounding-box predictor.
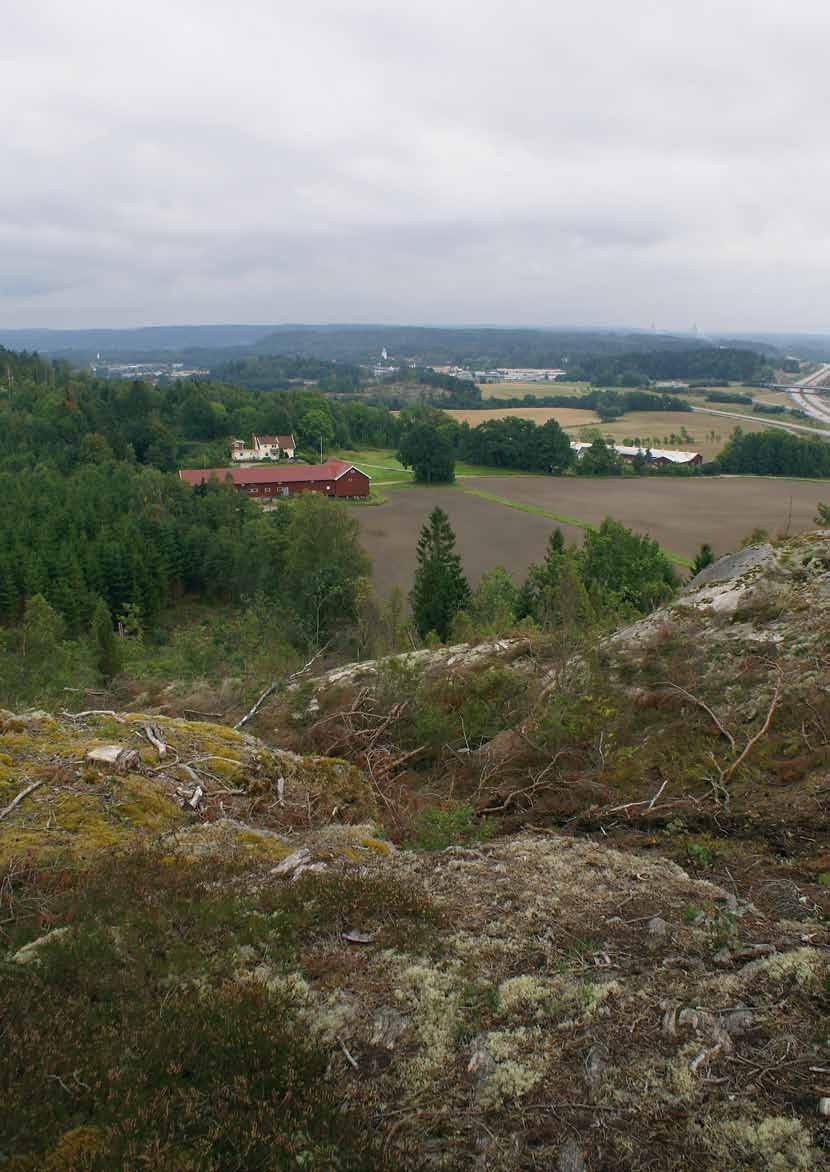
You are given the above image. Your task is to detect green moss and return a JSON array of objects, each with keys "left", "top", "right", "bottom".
[
  {"left": 44, "top": 1126, "right": 109, "bottom": 1171},
  {"left": 0, "top": 711, "right": 376, "bottom": 866},
  {"left": 0, "top": 776, "right": 186, "bottom": 866},
  {"left": 170, "top": 822, "right": 291, "bottom": 863}
]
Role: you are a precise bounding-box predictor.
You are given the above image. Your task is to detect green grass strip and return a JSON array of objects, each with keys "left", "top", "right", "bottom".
[{"left": 460, "top": 486, "right": 694, "bottom": 568}]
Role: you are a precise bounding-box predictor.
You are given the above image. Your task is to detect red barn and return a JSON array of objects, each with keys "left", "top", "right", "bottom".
[{"left": 179, "top": 459, "right": 371, "bottom": 499}]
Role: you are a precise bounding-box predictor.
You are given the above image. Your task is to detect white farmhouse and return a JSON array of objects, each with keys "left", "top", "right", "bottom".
[{"left": 230, "top": 434, "right": 297, "bottom": 462}]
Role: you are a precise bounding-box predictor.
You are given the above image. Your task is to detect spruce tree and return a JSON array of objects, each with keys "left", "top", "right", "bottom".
[
  {"left": 691, "top": 543, "right": 714, "bottom": 576},
  {"left": 410, "top": 507, "right": 470, "bottom": 640},
  {"left": 91, "top": 597, "right": 123, "bottom": 681},
  {"left": 517, "top": 528, "right": 567, "bottom": 626}
]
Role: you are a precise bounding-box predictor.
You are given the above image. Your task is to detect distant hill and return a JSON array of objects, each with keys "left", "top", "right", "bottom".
[
  {"left": 0, "top": 322, "right": 795, "bottom": 369},
  {"left": 249, "top": 325, "right": 726, "bottom": 366},
  {"left": 719, "top": 332, "right": 830, "bottom": 362},
  {"left": 0, "top": 324, "right": 276, "bottom": 360}
]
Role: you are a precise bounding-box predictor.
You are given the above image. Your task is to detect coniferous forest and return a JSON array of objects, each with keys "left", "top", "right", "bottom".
[{"left": 1, "top": 343, "right": 828, "bottom": 711}]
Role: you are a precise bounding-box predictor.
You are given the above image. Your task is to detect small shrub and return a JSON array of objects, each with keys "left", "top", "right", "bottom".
[
  {"left": 688, "top": 842, "right": 716, "bottom": 867},
  {"left": 405, "top": 802, "right": 493, "bottom": 851}
]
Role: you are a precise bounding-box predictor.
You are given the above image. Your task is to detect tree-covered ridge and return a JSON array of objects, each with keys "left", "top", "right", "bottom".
[
  {"left": 212, "top": 354, "right": 363, "bottom": 393},
  {"left": 568, "top": 347, "right": 772, "bottom": 386},
  {"left": 0, "top": 351, "right": 400, "bottom": 472},
  {"left": 246, "top": 325, "right": 753, "bottom": 366}
]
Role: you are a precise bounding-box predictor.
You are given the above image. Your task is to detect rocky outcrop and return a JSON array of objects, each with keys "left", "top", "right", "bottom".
[
  {"left": 285, "top": 637, "right": 533, "bottom": 718},
  {"left": 0, "top": 709, "right": 376, "bottom": 865}
]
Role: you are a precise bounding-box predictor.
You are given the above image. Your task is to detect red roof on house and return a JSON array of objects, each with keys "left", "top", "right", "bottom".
[{"left": 178, "top": 459, "right": 370, "bottom": 486}]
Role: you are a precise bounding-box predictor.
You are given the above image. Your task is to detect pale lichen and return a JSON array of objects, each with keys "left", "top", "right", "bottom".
[
  {"left": 477, "top": 1029, "right": 546, "bottom": 1109},
  {"left": 392, "top": 958, "right": 462, "bottom": 1086},
  {"left": 693, "top": 1115, "right": 816, "bottom": 1170}
]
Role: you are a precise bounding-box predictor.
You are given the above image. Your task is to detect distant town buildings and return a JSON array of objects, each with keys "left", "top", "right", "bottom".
[
  {"left": 431, "top": 366, "right": 565, "bottom": 383},
  {"left": 89, "top": 361, "right": 209, "bottom": 382}
]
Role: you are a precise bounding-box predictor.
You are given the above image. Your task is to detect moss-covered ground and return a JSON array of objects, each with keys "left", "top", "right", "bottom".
[{"left": 3, "top": 533, "right": 830, "bottom": 1168}]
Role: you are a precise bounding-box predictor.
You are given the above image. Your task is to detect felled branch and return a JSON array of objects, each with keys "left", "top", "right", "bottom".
[
  {"left": 0, "top": 780, "right": 45, "bottom": 823},
  {"left": 666, "top": 683, "right": 736, "bottom": 752},
  {"left": 234, "top": 642, "right": 330, "bottom": 731},
  {"left": 60, "top": 709, "right": 124, "bottom": 722},
  {"left": 143, "top": 724, "right": 167, "bottom": 758},
  {"left": 720, "top": 674, "right": 782, "bottom": 786}
]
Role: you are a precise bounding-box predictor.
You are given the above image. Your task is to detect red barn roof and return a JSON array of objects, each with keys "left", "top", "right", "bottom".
[{"left": 178, "top": 459, "right": 370, "bottom": 486}]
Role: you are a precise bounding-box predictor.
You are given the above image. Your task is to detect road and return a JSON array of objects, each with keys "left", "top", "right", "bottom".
[
  {"left": 689, "top": 404, "right": 830, "bottom": 441},
  {"left": 786, "top": 363, "right": 830, "bottom": 425}
]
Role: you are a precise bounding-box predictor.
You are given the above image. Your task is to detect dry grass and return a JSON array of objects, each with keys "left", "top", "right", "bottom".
[
  {"left": 569, "top": 410, "right": 773, "bottom": 459},
  {"left": 480, "top": 380, "right": 591, "bottom": 400},
  {"left": 446, "top": 406, "right": 601, "bottom": 428}
]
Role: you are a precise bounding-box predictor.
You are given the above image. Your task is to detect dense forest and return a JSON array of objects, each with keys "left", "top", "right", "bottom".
[
  {"left": 567, "top": 348, "right": 772, "bottom": 386},
  {"left": 715, "top": 428, "right": 830, "bottom": 477},
  {"left": 470, "top": 387, "right": 691, "bottom": 418},
  {"left": 0, "top": 347, "right": 399, "bottom": 474},
  {"left": 213, "top": 355, "right": 362, "bottom": 393}
]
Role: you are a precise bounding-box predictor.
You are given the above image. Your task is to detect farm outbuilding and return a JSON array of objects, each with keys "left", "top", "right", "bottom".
[
  {"left": 179, "top": 459, "right": 371, "bottom": 499},
  {"left": 570, "top": 441, "right": 702, "bottom": 467}
]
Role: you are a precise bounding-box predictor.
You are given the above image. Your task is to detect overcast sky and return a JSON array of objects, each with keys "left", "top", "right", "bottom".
[{"left": 3, "top": 0, "right": 829, "bottom": 331}]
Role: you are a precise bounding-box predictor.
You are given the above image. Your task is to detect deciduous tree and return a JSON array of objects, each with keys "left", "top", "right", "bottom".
[{"left": 398, "top": 423, "right": 455, "bottom": 484}]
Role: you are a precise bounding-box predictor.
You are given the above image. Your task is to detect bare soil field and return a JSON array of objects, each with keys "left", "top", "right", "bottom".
[
  {"left": 357, "top": 476, "right": 829, "bottom": 597},
  {"left": 446, "top": 406, "right": 600, "bottom": 428},
  {"left": 357, "top": 486, "right": 574, "bottom": 598}
]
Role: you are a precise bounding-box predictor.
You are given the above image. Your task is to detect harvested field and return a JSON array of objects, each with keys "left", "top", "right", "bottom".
[
  {"left": 357, "top": 475, "right": 830, "bottom": 597},
  {"left": 569, "top": 409, "right": 775, "bottom": 459},
  {"left": 446, "top": 406, "right": 600, "bottom": 428},
  {"left": 480, "top": 380, "right": 590, "bottom": 400}
]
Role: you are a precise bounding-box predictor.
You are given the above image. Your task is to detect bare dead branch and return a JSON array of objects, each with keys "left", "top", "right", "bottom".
[
  {"left": 666, "top": 684, "right": 736, "bottom": 752},
  {"left": 60, "top": 709, "right": 124, "bottom": 722},
  {"left": 235, "top": 643, "right": 331, "bottom": 730},
  {"left": 143, "top": 724, "right": 167, "bottom": 758},
  {"left": 0, "top": 780, "right": 45, "bottom": 823},
  {"left": 721, "top": 673, "right": 782, "bottom": 786}
]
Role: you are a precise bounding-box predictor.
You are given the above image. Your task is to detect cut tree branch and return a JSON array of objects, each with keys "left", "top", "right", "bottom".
[
  {"left": 666, "top": 684, "right": 736, "bottom": 752},
  {"left": 0, "top": 780, "right": 45, "bottom": 823},
  {"left": 234, "top": 642, "right": 330, "bottom": 730},
  {"left": 720, "top": 674, "right": 782, "bottom": 786}
]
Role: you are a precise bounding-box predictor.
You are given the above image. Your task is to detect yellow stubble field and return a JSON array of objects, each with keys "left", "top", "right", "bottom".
[
  {"left": 568, "top": 411, "right": 775, "bottom": 460},
  {"left": 479, "top": 380, "right": 591, "bottom": 400},
  {"left": 446, "top": 406, "right": 601, "bottom": 428}
]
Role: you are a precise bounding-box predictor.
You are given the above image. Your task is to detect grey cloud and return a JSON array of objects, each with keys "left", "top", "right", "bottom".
[{"left": 1, "top": 0, "right": 828, "bottom": 329}]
